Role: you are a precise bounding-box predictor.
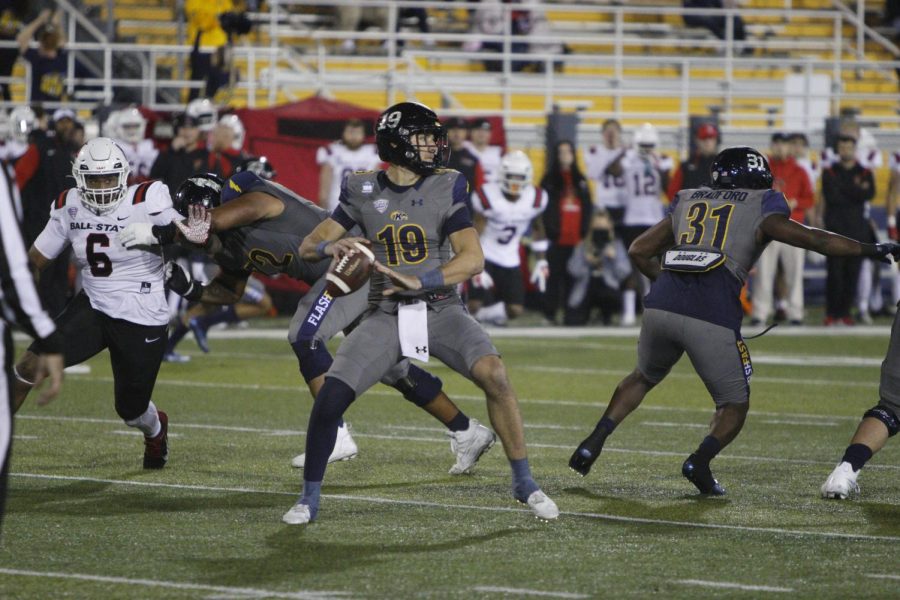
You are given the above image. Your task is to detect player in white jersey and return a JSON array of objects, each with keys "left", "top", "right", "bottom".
[
  {"left": 585, "top": 119, "right": 627, "bottom": 222},
  {"left": 0, "top": 106, "right": 35, "bottom": 162},
  {"left": 11, "top": 138, "right": 179, "bottom": 469},
  {"left": 469, "top": 151, "right": 549, "bottom": 325},
  {"left": 607, "top": 123, "right": 673, "bottom": 325},
  {"left": 464, "top": 118, "right": 503, "bottom": 185},
  {"left": 317, "top": 119, "right": 380, "bottom": 212},
  {"left": 111, "top": 107, "right": 159, "bottom": 184}
]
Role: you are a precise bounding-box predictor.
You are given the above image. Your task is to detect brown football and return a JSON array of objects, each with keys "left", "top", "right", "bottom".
[{"left": 324, "top": 241, "right": 375, "bottom": 297}]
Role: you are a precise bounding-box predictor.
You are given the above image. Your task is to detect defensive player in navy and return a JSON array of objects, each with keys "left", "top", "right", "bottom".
[
  {"left": 569, "top": 147, "right": 900, "bottom": 496},
  {"left": 285, "top": 102, "right": 559, "bottom": 525},
  {"left": 123, "top": 168, "right": 495, "bottom": 473},
  {"left": 12, "top": 138, "right": 176, "bottom": 469},
  {"left": 821, "top": 309, "right": 900, "bottom": 498}
]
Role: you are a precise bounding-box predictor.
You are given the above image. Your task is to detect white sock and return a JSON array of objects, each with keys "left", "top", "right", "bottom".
[
  {"left": 622, "top": 290, "right": 636, "bottom": 323},
  {"left": 125, "top": 401, "right": 161, "bottom": 437},
  {"left": 476, "top": 302, "right": 507, "bottom": 324}
]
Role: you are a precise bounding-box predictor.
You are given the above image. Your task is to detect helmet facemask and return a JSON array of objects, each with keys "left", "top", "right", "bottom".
[
  {"left": 73, "top": 138, "right": 131, "bottom": 216},
  {"left": 398, "top": 126, "right": 449, "bottom": 175},
  {"left": 499, "top": 151, "right": 533, "bottom": 197}
]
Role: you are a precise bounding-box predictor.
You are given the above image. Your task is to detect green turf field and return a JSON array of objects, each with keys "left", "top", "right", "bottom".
[{"left": 1, "top": 328, "right": 898, "bottom": 598}]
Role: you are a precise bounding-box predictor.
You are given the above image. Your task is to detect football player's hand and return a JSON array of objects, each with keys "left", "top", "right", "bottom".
[
  {"left": 873, "top": 242, "right": 900, "bottom": 264},
  {"left": 33, "top": 353, "right": 64, "bottom": 406},
  {"left": 530, "top": 258, "right": 550, "bottom": 293},
  {"left": 374, "top": 261, "right": 422, "bottom": 296},
  {"left": 117, "top": 223, "right": 158, "bottom": 248},
  {"left": 174, "top": 204, "right": 212, "bottom": 246},
  {"left": 164, "top": 261, "right": 201, "bottom": 298},
  {"left": 471, "top": 270, "right": 494, "bottom": 290},
  {"left": 330, "top": 237, "right": 371, "bottom": 259}
]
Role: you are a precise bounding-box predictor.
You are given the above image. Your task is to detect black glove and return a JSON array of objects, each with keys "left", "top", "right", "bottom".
[
  {"left": 872, "top": 242, "right": 900, "bottom": 264},
  {"left": 165, "top": 261, "right": 203, "bottom": 301}
]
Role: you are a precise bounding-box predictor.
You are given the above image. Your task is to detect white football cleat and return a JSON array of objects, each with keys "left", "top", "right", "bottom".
[
  {"left": 282, "top": 502, "right": 312, "bottom": 525},
  {"left": 821, "top": 461, "right": 860, "bottom": 499},
  {"left": 291, "top": 422, "right": 359, "bottom": 469},
  {"left": 447, "top": 418, "right": 496, "bottom": 475},
  {"left": 524, "top": 490, "right": 559, "bottom": 521}
]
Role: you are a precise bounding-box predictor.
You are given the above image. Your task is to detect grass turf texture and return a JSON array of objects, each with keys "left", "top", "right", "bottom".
[{"left": 2, "top": 330, "right": 898, "bottom": 598}]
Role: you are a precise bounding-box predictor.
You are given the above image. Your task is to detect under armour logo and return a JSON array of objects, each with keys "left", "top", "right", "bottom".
[
  {"left": 416, "top": 346, "right": 428, "bottom": 354},
  {"left": 411, "top": 199, "right": 423, "bottom": 207}
]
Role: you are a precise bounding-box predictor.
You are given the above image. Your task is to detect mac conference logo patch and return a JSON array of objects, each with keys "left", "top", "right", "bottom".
[{"left": 374, "top": 198, "right": 389, "bottom": 214}]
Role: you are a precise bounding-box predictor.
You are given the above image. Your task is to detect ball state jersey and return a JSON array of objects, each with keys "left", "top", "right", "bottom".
[
  {"left": 644, "top": 186, "right": 791, "bottom": 331},
  {"left": 585, "top": 145, "right": 626, "bottom": 209},
  {"left": 214, "top": 171, "right": 331, "bottom": 283},
  {"left": 33, "top": 181, "right": 179, "bottom": 326},
  {"left": 119, "top": 138, "right": 159, "bottom": 183},
  {"left": 463, "top": 143, "right": 503, "bottom": 185},
  {"left": 316, "top": 142, "right": 381, "bottom": 212},
  {"left": 620, "top": 149, "right": 674, "bottom": 226},
  {"left": 331, "top": 169, "right": 473, "bottom": 308},
  {"left": 471, "top": 183, "right": 548, "bottom": 268}
]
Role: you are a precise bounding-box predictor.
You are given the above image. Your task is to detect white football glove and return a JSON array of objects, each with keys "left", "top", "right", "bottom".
[
  {"left": 530, "top": 258, "right": 549, "bottom": 293},
  {"left": 117, "top": 223, "right": 158, "bottom": 248},
  {"left": 174, "top": 204, "right": 212, "bottom": 245},
  {"left": 471, "top": 270, "right": 494, "bottom": 290}
]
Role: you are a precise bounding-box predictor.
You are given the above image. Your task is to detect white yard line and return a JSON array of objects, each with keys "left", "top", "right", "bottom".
[
  {"left": 472, "top": 586, "right": 589, "bottom": 598},
  {"left": 674, "top": 579, "right": 794, "bottom": 593},
  {"left": 0, "top": 568, "right": 350, "bottom": 599},
  {"left": 640, "top": 421, "right": 709, "bottom": 429},
  {"left": 10, "top": 473, "right": 900, "bottom": 542},
  {"left": 866, "top": 574, "right": 900, "bottom": 581},
  {"left": 16, "top": 414, "right": 900, "bottom": 471}
]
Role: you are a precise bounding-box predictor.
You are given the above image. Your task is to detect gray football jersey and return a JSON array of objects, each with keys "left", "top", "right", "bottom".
[
  {"left": 215, "top": 177, "right": 330, "bottom": 283},
  {"left": 332, "top": 169, "right": 473, "bottom": 306},
  {"left": 670, "top": 187, "right": 791, "bottom": 283}
]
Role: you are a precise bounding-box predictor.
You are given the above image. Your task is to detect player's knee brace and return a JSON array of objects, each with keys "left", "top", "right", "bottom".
[
  {"left": 312, "top": 377, "right": 356, "bottom": 423},
  {"left": 393, "top": 364, "right": 442, "bottom": 407},
  {"left": 864, "top": 405, "right": 899, "bottom": 437},
  {"left": 291, "top": 339, "right": 333, "bottom": 382}
]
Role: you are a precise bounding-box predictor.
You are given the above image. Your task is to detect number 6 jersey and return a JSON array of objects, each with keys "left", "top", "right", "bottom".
[{"left": 33, "top": 181, "right": 180, "bottom": 326}]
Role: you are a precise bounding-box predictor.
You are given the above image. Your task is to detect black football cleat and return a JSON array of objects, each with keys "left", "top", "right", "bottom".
[
  {"left": 681, "top": 455, "right": 725, "bottom": 496},
  {"left": 569, "top": 445, "right": 599, "bottom": 477},
  {"left": 143, "top": 411, "right": 169, "bottom": 469}
]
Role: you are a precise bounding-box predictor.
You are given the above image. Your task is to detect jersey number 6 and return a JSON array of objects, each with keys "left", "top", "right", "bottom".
[{"left": 87, "top": 233, "right": 113, "bottom": 277}]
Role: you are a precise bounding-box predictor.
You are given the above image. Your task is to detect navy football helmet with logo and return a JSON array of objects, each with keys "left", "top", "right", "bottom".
[
  {"left": 174, "top": 173, "right": 224, "bottom": 217},
  {"left": 375, "top": 102, "right": 449, "bottom": 175},
  {"left": 710, "top": 146, "right": 773, "bottom": 190}
]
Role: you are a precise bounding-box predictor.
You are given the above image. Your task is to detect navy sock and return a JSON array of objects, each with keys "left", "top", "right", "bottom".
[
  {"left": 841, "top": 443, "right": 873, "bottom": 472},
  {"left": 597, "top": 417, "right": 617, "bottom": 435},
  {"left": 693, "top": 435, "right": 722, "bottom": 464},
  {"left": 197, "top": 305, "right": 239, "bottom": 329},
  {"left": 167, "top": 322, "right": 189, "bottom": 351},
  {"left": 299, "top": 480, "right": 322, "bottom": 519},
  {"left": 446, "top": 411, "right": 470, "bottom": 432},
  {"left": 304, "top": 378, "right": 356, "bottom": 482},
  {"left": 510, "top": 457, "right": 539, "bottom": 500}
]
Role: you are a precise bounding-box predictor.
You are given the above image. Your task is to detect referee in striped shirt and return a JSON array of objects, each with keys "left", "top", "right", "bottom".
[{"left": 0, "top": 160, "right": 64, "bottom": 537}]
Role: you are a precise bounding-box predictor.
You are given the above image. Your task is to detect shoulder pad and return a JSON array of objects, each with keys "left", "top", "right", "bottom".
[
  {"left": 140, "top": 181, "right": 173, "bottom": 212},
  {"left": 53, "top": 188, "right": 75, "bottom": 211}
]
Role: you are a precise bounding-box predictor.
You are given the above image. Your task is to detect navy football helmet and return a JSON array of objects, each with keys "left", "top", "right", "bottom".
[
  {"left": 375, "top": 102, "right": 448, "bottom": 175},
  {"left": 234, "top": 156, "right": 276, "bottom": 181},
  {"left": 174, "top": 173, "right": 223, "bottom": 217},
  {"left": 709, "top": 146, "right": 773, "bottom": 190}
]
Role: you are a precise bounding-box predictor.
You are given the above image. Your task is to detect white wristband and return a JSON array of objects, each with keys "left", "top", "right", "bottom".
[
  {"left": 531, "top": 239, "right": 550, "bottom": 253},
  {"left": 889, "top": 215, "right": 897, "bottom": 227}
]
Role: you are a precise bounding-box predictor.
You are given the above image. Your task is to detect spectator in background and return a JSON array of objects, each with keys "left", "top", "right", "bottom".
[
  {"left": 14, "top": 107, "right": 80, "bottom": 317},
  {"left": 682, "top": 0, "right": 750, "bottom": 55},
  {"left": 750, "top": 132, "right": 814, "bottom": 326},
  {"left": 316, "top": 118, "right": 380, "bottom": 211},
  {"left": 184, "top": 0, "right": 233, "bottom": 101},
  {"left": 465, "top": 118, "right": 503, "bottom": 185},
  {"left": 0, "top": 1, "right": 35, "bottom": 101},
  {"left": 206, "top": 115, "right": 245, "bottom": 178},
  {"left": 820, "top": 133, "right": 875, "bottom": 325},
  {"left": 17, "top": 8, "right": 67, "bottom": 103},
  {"left": 585, "top": 119, "right": 626, "bottom": 227},
  {"left": 667, "top": 122, "right": 719, "bottom": 199},
  {"left": 335, "top": 1, "right": 388, "bottom": 54},
  {"left": 541, "top": 140, "right": 593, "bottom": 325},
  {"left": 566, "top": 210, "right": 631, "bottom": 326},
  {"left": 788, "top": 132, "right": 819, "bottom": 192},
  {"left": 445, "top": 117, "right": 483, "bottom": 194}
]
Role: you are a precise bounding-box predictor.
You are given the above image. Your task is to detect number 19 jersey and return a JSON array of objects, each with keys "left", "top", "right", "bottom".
[{"left": 33, "top": 181, "right": 179, "bottom": 326}]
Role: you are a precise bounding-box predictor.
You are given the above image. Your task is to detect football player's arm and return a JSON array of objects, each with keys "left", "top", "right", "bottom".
[
  {"left": 299, "top": 217, "right": 367, "bottom": 261},
  {"left": 628, "top": 218, "right": 675, "bottom": 281},
  {"left": 760, "top": 213, "right": 894, "bottom": 259},
  {"left": 209, "top": 192, "right": 284, "bottom": 232},
  {"left": 605, "top": 150, "right": 627, "bottom": 177},
  {"left": 887, "top": 169, "right": 899, "bottom": 240},
  {"left": 27, "top": 246, "right": 52, "bottom": 272},
  {"left": 318, "top": 164, "right": 333, "bottom": 207},
  {"left": 530, "top": 215, "right": 548, "bottom": 260},
  {"left": 375, "top": 227, "right": 484, "bottom": 295},
  {"left": 472, "top": 212, "right": 487, "bottom": 235}
]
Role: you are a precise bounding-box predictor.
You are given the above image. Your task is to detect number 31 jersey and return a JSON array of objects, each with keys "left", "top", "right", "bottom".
[
  {"left": 471, "top": 182, "right": 548, "bottom": 268},
  {"left": 33, "top": 181, "right": 180, "bottom": 326}
]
